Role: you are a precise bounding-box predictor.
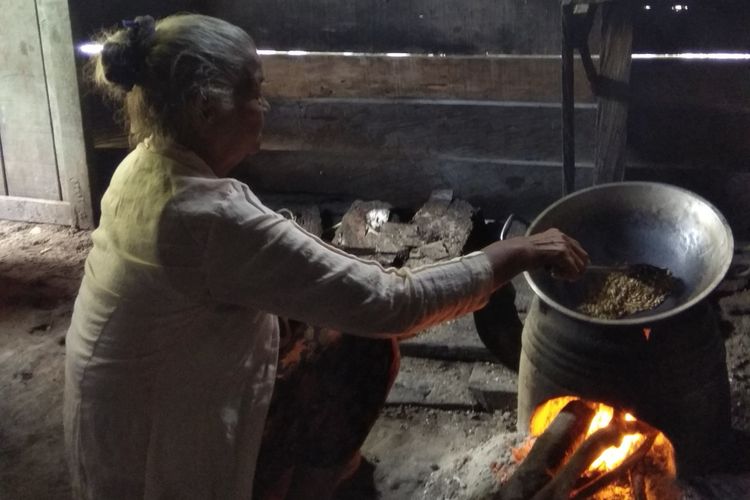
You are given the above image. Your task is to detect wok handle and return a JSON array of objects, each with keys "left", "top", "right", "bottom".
[{"left": 500, "top": 214, "right": 531, "bottom": 241}]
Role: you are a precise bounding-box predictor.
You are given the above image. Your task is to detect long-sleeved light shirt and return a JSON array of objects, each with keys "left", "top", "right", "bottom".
[{"left": 64, "top": 137, "right": 495, "bottom": 499}]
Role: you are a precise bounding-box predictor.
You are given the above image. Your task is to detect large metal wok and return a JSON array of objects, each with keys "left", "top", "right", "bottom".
[{"left": 524, "top": 182, "right": 734, "bottom": 325}]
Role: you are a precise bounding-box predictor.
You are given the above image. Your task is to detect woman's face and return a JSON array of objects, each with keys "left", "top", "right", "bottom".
[
  {"left": 232, "top": 63, "right": 269, "bottom": 156},
  {"left": 201, "top": 55, "right": 269, "bottom": 176}
]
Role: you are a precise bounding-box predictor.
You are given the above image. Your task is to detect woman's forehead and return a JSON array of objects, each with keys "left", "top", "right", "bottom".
[{"left": 247, "top": 50, "right": 264, "bottom": 81}]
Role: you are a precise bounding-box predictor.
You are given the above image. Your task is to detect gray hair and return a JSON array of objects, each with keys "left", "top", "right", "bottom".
[{"left": 90, "top": 14, "right": 259, "bottom": 145}]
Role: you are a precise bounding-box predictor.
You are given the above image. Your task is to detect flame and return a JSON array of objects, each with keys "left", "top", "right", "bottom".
[
  {"left": 643, "top": 327, "right": 652, "bottom": 341},
  {"left": 586, "top": 410, "right": 643, "bottom": 472},
  {"left": 528, "top": 397, "right": 674, "bottom": 474}
]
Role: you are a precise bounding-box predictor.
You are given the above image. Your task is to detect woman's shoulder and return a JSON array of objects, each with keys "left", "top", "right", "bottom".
[{"left": 166, "top": 176, "right": 275, "bottom": 233}]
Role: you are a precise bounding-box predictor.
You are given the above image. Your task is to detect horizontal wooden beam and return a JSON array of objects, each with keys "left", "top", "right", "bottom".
[
  {"left": 264, "top": 99, "right": 597, "bottom": 162},
  {"left": 89, "top": 55, "right": 750, "bottom": 146},
  {"left": 263, "top": 54, "right": 750, "bottom": 113},
  {"left": 94, "top": 90, "right": 750, "bottom": 167},
  {"left": 71, "top": 1, "right": 750, "bottom": 55},
  {"left": 0, "top": 196, "right": 73, "bottom": 226},
  {"left": 262, "top": 54, "right": 594, "bottom": 102},
  {"left": 236, "top": 149, "right": 750, "bottom": 219},
  {"left": 94, "top": 98, "right": 598, "bottom": 163}
]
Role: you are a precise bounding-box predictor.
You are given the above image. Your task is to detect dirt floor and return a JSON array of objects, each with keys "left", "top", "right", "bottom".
[{"left": 1, "top": 219, "right": 749, "bottom": 499}]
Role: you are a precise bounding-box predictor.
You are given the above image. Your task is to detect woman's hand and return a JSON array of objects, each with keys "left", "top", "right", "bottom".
[{"left": 481, "top": 228, "right": 589, "bottom": 288}]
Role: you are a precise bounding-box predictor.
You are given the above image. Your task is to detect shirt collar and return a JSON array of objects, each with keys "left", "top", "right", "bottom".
[{"left": 142, "top": 136, "right": 217, "bottom": 178}]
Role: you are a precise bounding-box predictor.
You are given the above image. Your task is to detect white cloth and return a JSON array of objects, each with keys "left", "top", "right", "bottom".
[{"left": 64, "top": 138, "right": 495, "bottom": 499}]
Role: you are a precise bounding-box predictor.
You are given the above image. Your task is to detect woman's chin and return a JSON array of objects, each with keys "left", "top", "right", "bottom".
[{"left": 247, "top": 141, "right": 262, "bottom": 156}]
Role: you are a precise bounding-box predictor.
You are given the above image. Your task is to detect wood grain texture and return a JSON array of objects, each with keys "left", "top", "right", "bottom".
[
  {"left": 0, "top": 0, "right": 60, "bottom": 200},
  {"left": 236, "top": 149, "right": 750, "bottom": 223},
  {"left": 68, "top": 0, "right": 750, "bottom": 55},
  {"left": 262, "top": 54, "right": 594, "bottom": 102},
  {"left": 37, "top": 0, "right": 94, "bottom": 227},
  {"left": 0, "top": 196, "right": 73, "bottom": 225},
  {"left": 206, "top": 0, "right": 748, "bottom": 54},
  {"left": 593, "top": 1, "right": 634, "bottom": 184},
  {"left": 94, "top": 98, "right": 598, "bottom": 163},
  {"left": 239, "top": 150, "right": 593, "bottom": 219},
  {"left": 205, "top": 0, "right": 565, "bottom": 55},
  {"left": 262, "top": 54, "right": 750, "bottom": 109},
  {"left": 262, "top": 99, "right": 596, "bottom": 163},
  {"left": 92, "top": 93, "right": 750, "bottom": 170}
]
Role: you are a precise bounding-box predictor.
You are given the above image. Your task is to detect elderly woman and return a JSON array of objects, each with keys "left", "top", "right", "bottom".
[{"left": 64, "top": 13, "right": 588, "bottom": 500}]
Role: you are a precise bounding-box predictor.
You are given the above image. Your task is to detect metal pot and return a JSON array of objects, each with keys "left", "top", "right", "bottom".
[
  {"left": 523, "top": 182, "right": 734, "bottom": 325},
  {"left": 516, "top": 181, "right": 735, "bottom": 476}
]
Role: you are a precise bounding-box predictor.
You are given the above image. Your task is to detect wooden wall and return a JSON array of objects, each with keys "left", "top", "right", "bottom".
[{"left": 79, "top": 0, "right": 750, "bottom": 235}]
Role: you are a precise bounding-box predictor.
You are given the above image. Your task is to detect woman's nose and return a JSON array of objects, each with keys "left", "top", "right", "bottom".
[{"left": 260, "top": 97, "right": 270, "bottom": 112}]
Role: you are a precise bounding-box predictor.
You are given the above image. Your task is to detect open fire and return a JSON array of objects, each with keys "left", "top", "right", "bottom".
[
  {"left": 529, "top": 396, "right": 676, "bottom": 475},
  {"left": 497, "top": 397, "right": 678, "bottom": 499}
]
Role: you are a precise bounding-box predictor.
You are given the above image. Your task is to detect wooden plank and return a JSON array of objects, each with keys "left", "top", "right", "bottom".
[
  {"left": 0, "top": 0, "right": 60, "bottom": 200},
  {"left": 94, "top": 99, "right": 598, "bottom": 162},
  {"left": 265, "top": 54, "right": 750, "bottom": 111},
  {"left": 240, "top": 149, "right": 750, "bottom": 226},
  {"left": 241, "top": 151, "right": 595, "bottom": 220},
  {"left": 206, "top": 0, "right": 565, "bottom": 55},
  {"left": 262, "top": 53, "right": 595, "bottom": 102},
  {"left": 260, "top": 99, "right": 595, "bottom": 163},
  {"left": 37, "top": 0, "right": 94, "bottom": 228},
  {"left": 69, "top": 0, "right": 750, "bottom": 56},
  {"left": 0, "top": 196, "right": 73, "bottom": 225},
  {"left": 593, "top": 1, "right": 635, "bottom": 184},
  {"left": 209, "top": 0, "right": 750, "bottom": 55}
]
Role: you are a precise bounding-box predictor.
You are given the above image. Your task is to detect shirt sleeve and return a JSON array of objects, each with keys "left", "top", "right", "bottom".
[{"left": 193, "top": 181, "right": 495, "bottom": 337}]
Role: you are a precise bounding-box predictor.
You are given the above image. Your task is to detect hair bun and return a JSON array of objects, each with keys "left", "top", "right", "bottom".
[{"left": 101, "top": 15, "right": 156, "bottom": 91}]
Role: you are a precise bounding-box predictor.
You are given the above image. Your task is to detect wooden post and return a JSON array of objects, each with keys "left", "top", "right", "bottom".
[
  {"left": 38, "top": 0, "right": 94, "bottom": 228},
  {"left": 593, "top": 0, "right": 634, "bottom": 184},
  {"left": 561, "top": 2, "right": 577, "bottom": 195}
]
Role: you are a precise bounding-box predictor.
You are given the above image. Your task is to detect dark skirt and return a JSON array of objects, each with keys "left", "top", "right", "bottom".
[{"left": 253, "top": 318, "right": 400, "bottom": 498}]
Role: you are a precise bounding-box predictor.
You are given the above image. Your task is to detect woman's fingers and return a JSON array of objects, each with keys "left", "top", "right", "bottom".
[{"left": 536, "top": 229, "right": 588, "bottom": 280}]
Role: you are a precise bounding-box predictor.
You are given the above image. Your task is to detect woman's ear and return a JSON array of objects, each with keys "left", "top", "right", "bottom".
[
  {"left": 198, "top": 95, "right": 216, "bottom": 124},
  {"left": 188, "top": 87, "right": 215, "bottom": 123}
]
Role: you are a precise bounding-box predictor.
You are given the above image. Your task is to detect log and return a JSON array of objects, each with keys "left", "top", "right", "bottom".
[
  {"left": 493, "top": 400, "right": 596, "bottom": 500},
  {"left": 531, "top": 419, "right": 651, "bottom": 500},
  {"left": 570, "top": 429, "right": 656, "bottom": 499},
  {"left": 631, "top": 467, "right": 647, "bottom": 500}
]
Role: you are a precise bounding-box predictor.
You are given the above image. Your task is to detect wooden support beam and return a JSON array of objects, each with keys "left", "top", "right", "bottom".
[
  {"left": 37, "top": 0, "right": 94, "bottom": 228},
  {"left": 593, "top": 1, "right": 635, "bottom": 184}
]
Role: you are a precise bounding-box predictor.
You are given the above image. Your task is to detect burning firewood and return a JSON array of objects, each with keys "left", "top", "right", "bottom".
[
  {"left": 493, "top": 401, "right": 662, "bottom": 500},
  {"left": 492, "top": 400, "right": 595, "bottom": 500},
  {"left": 532, "top": 420, "right": 654, "bottom": 500}
]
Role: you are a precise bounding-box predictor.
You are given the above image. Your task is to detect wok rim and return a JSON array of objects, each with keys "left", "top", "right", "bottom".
[{"left": 523, "top": 181, "right": 735, "bottom": 326}]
